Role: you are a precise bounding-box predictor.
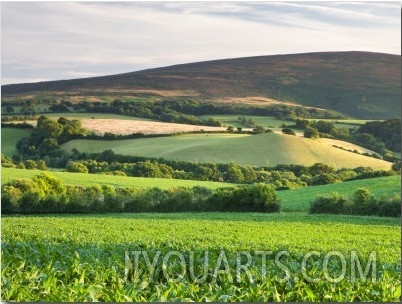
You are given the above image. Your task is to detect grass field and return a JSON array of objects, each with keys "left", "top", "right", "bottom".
[
  {"left": 2, "top": 212, "right": 400, "bottom": 301},
  {"left": 1, "top": 128, "right": 31, "bottom": 157},
  {"left": 199, "top": 115, "right": 293, "bottom": 129},
  {"left": 0, "top": 168, "right": 235, "bottom": 190},
  {"left": 277, "top": 175, "right": 401, "bottom": 212},
  {"left": 61, "top": 133, "right": 392, "bottom": 170}
]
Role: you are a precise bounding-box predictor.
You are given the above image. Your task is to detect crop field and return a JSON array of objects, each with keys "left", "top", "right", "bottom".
[
  {"left": 61, "top": 133, "right": 392, "bottom": 170},
  {"left": 6, "top": 113, "right": 226, "bottom": 135},
  {"left": 80, "top": 119, "right": 225, "bottom": 135},
  {"left": 0, "top": 168, "right": 234, "bottom": 190},
  {"left": 1, "top": 128, "right": 31, "bottom": 157},
  {"left": 2, "top": 212, "right": 400, "bottom": 301},
  {"left": 277, "top": 175, "right": 401, "bottom": 212}
]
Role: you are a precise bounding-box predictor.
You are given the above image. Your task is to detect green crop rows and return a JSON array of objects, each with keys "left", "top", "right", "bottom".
[{"left": 2, "top": 213, "right": 400, "bottom": 301}]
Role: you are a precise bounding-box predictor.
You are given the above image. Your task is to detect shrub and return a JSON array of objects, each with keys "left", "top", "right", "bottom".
[
  {"left": 350, "top": 187, "right": 377, "bottom": 215},
  {"left": 309, "top": 192, "right": 347, "bottom": 214},
  {"left": 304, "top": 127, "right": 319, "bottom": 139},
  {"left": 376, "top": 195, "right": 401, "bottom": 217},
  {"left": 282, "top": 128, "right": 296, "bottom": 135},
  {"left": 312, "top": 173, "right": 341, "bottom": 185},
  {"left": 66, "top": 161, "right": 89, "bottom": 173}
]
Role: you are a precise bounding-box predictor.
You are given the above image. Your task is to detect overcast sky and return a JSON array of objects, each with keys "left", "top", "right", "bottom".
[{"left": 1, "top": 1, "right": 400, "bottom": 85}]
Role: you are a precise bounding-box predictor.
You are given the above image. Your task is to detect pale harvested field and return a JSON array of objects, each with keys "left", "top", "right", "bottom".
[
  {"left": 5, "top": 118, "right": 226, "bottom": 135},
  {"left": 80, "top": 119, "right": 226, "bottom": 135}
]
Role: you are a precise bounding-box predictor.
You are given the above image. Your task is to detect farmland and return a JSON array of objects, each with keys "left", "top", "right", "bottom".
[
  {"left": 277, "top": 175, "right": 401, "bottom": 212},
  {"left": 2, "top": 213, "right": 400, "bottom": 301},
  {"left": 1, "top": 51, "right": 401, "bottom": 302},
  {"left": 1, "top": 128, "right": 31, "bottom": 157},
  {"left": 198, "top": 115, "right": 294, "bottom": 129},
  {"left": 61, "top": 133, "right": 392, "bottom": 169},
  {"left": 3, "top": 114, "right": 225, "bottom": 135}
]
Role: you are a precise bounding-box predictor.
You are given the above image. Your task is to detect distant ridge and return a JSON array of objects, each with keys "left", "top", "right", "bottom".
[{"left": 2, "top": 52, "right": 401, "bottom": 119}]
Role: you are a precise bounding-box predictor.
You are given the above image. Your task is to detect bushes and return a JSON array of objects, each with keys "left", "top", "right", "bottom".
[
  {"left": 309, "top": 192, "right": 347, "bottom": 214},
  {"left": 206, "top": 184, "right": 280, "bottom": 212},
  {"left": 309, "top": 188, "right": 400, "bottom": 217},
  {"left": 2, "top": 174, "right": 281, "bottom": 214},
  {"left": 66, "top": 161, "right": 89, "bottom": 173}
]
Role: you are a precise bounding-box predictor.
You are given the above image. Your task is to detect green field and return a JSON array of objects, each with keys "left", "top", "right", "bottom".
[
  {"left": 199, "top": 115, "right": 293, "bottom": 129},
  {"left": 61, "top": 133, "right": 391, "bottom": 170},
  {"left": 278, "top": 175, "right": 401, "bottom": 212},
  {"left": 2, "top": 213, "right": 400, "bottom": 301},
  {"left": 0, "top": 168, "right": 235, "bottom": 190},
  {"left": 1, "top": 128, "right": 31, "bottom": 157}
]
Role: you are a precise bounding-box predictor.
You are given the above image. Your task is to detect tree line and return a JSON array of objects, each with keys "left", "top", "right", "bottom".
[
  {"left": 309, "top": 187, "right": 400, "bottom": 217},
  {"left": 2, "top": 173, "right": 280, "bottom": 214},
  {"left": 3, "top": 150, "right": 397, "bottom": 190}
]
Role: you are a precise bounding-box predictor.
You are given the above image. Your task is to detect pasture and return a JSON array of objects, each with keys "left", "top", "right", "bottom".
[
  {"left": 277, "top": 175, "right": 401, "bottom": 212},
  {"left": 1, "top": 128, "right": 31, "bottom": 157},
  {"left": 2, "top": 213, "right": 400, "bottom": 301},
  {"left": 199, "top": 115, "right": 293, "bottom": 129},
  {"left": 61, "top": 133, "right": 392, "bottom": 170},
  {"left": 0, "top": 168, "right": 234, "bottom": 190}
]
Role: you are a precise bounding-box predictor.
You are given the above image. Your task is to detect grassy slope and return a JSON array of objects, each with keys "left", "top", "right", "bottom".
[
  {"left": 61, "top": 133, "right": 392, "bottom": 170},
  {"left": 199, "top": 115, "right": 295, "bottom": 129},
  {"left": 2, "top": 52, "right": 400, "bottom": 119},
  {"left": 1, "top": 128, "right": 31, "bottom": 157},
  {"left": 0, "top": 168, "right": 235, "bottom": 190},
  {"left": 278, "top": 175, "right": 401, "bottom": 212}
]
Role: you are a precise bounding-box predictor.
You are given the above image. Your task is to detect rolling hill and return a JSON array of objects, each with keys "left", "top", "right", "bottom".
[
  {"left": 2, "top": 52, "right": 400, "bottom": 119},
  {"left": 61, "top": 132, "right": 392, "bottom": 170}
]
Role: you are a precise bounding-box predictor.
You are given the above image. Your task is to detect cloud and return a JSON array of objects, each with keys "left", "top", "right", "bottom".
[{"left": 1, "top": 1, "right": 400, "bottom": 85}]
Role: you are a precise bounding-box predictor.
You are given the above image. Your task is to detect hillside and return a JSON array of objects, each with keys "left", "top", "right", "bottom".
[
  {"left": 2, "top": 52, "right": 400, "bottom": 119},
  {"left": 0, "top": 167, "right": 234, "bottom": 190},
  {"left": 61, "top": 133, "right": 392, "bottom": 170}
]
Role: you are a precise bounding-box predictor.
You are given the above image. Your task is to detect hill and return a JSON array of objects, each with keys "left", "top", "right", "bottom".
[
  {"left": 2, "top": 52, "right": 400, "bottom": 119},
  {"left": 61, "top": 132, "right": 392, "bottom": 170}
]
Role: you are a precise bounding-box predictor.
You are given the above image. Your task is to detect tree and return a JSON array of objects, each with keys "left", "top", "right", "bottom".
[
  {"left": 225, "top": 162, "right": 244, "bottom": 183},
  {"left": 295, "top": 119, "right": 310, "bottom": 129},
  {"left": 226, "top": 126, "right": 234, "bottom": 132},
  {"left": 309, "top": 163, "right": 335, "bottom": 176},
  {"left": 304, "top": 127, "right": 319, "bottom": 139},
  {"left": 66, "top": 161, "right": 89, "bottom": 173},
  {"left": 314, "top": 121, "right": 335, "bottom": 134},
  {"left": 282, "top": 128, "right": 296, "bottom": 135},
  {"left": 253, "top": 126, "right": 265, "bottom": 134},
  {"left": 32, "top": 116, "right": 63, "bottom": 143}
]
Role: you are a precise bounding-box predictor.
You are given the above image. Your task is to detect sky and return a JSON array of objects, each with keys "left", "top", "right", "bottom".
[{"left": 1, "top": 1, "right": 401, "bottom": 85}]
